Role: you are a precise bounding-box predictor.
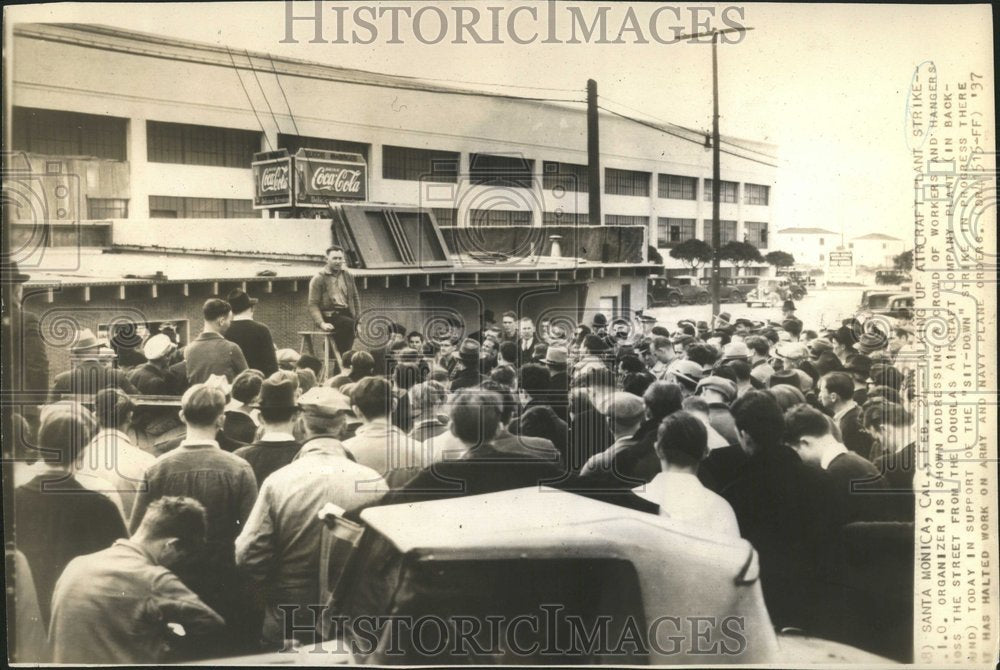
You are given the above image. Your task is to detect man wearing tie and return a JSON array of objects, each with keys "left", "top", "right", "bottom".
[{"left": 518, "top": 317, "right": 538, "bottom": 365}]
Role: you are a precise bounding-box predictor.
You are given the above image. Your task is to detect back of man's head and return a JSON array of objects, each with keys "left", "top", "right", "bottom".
[
  {"left": 730, "top": 390, "right": 785, "bottom": 453},
  {"left": 94, "top": 388, "right": 134, "bottom": 431},
  {"left": 643, "top": 381, "right": 683, "bottom": 422},
  {"left": 519, "top": 363, "right": 550, "bottom": 396},
  {"left": 232, "top": 369, "right": 264, "bottom": 404},
  {"left": 450, "top": 389, "right": 501, "bottom": 446},
  {"left": 137, "top": 496, "right": 207, "bottom": 550},
  {"left": 479, "top": 380, "right": 517, "bottom": 426},
  {"left": 202, "top": 298, "right": 231, "bottom": 322},
  {"left": 724, "top": 359, "right": 751, "bottom": 383},
  {"left": 782, "top": 404, "right": 833, "bottom": 445},
  {"left": 651, "top": 335, "right": 671, "bottom": 354},
  {"left": 350, "top": 351, "right": 375, "bottom": 378},
  {"left": 409, "top": 380, "right": 447, "bottom": 413},
  {"left": 686, "top": 343, "right": 718, "bottom": 368},
  {"left": 39, "top": 403, "right": 99, "bottom": 466},
  {"left": 499, "top": 341, "right": 517, "bottom": 363},
  {"left": 351, "top": 376, "right": 392, "bottom": 421},
  {"left": 656, "top": 410, "right": 708, "bottom": 468},
  {"left": 181, "top": 384, "right": 226, "bottom": 427},
  {"left": 680, "top": 395, "right": 710, "bottom": 417}
]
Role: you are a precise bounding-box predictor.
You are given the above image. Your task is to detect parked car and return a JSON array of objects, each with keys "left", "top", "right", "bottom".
[
  {"left": 699, "top": 276, "right": 760, "bottom": 304},
  {"left": 859, "top": 291, "right": 914, "bottom": 319},
  {"left": 746, "top": 277, "right": 798, "bottom": 307},
  {"left": 648, "top": 275, "right": 710, "bottom": 307},
  {"left": 874, "top": 269, "right": 912, "bottom": 285},
  {"left": 272, "top": 488, "right": 892, "bottom": 666}
]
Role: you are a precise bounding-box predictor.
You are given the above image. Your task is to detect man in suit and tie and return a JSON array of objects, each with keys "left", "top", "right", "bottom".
[{"left": 518, "top": 317, "right": 538, "bottom": 365}]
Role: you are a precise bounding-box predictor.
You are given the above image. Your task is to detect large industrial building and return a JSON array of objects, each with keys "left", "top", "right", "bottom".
[{"left": 8, "top": 23, "right": 778, "bottom": 380}]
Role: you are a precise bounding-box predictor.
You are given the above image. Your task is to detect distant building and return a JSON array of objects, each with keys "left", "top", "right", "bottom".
[
  {"left": 849, "top": 233, "right": 908, "bottom": 268},
  {"left": 772, "top": 227, "right": 840, "bottom": 267}
]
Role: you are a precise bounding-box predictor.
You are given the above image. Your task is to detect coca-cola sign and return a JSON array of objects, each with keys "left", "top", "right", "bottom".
[
  {"left": 252, "top": 154, "right": 293, "bottom": 208},
  {"left": 296, "top": 156, "right": 368, "bottom": 204}
]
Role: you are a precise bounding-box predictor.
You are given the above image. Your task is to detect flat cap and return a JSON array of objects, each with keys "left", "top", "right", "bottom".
[{"left": 695, "top": 376, "right": 737, "bottom": 402}]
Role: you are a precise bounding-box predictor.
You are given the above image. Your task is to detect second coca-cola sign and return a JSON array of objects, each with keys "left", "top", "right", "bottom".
[
  {"left": 296, "top": 156, "right": 368, "bottom": 204},
  {"left": 252, "top": 154, "right": 293, "bottom": 208}
]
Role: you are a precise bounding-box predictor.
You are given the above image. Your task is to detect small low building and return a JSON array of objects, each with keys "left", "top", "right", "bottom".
[
  {"left": 849, "top": 233, "right": 908, "bottom": 268},
  {"left": 772, "top": 227, "right": 840, "bottom": 268}
]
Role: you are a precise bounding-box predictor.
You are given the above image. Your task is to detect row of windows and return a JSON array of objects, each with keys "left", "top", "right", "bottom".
[
  {"left": 12, "top": 107, "right": 772, "bottom": 206},
  {"left": 13, "top": 107, "right": 127, "bottom": 161},
  {"left": 655, "top": 218, "right": 769, "bottom": 247},
  {"left": 149, "top": 196, "right": 256, "bottom": 219}
]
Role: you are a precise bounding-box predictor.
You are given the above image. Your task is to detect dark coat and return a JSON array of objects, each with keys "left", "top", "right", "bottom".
[
  {"left": 234, "top": 439, "right": 302, "bottom": 487},
  {"left": 720, "top": 445, "right": 839, "bottom": 631},
  {"left": 10, "top": 307, "right": 50, "bottom": 393},
  {"left": 128, "top": 362, "right": 174, "bottom": 395},
  {"left": 51, "top": 361, "right": 138, "bottom": 401},
  {"left": 837, "top": 405, "right": 874, "bottom": 461},
  {"left": 568, "top": 408, "right": 613, "bottom": 473},
  {"left": 224, "top": 319, "right": 278, "bottom": 377}
]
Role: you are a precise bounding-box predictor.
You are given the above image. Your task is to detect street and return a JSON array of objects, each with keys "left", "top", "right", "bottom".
[{"left": 645, "top": 285, "right": 866, "bottom": 332}]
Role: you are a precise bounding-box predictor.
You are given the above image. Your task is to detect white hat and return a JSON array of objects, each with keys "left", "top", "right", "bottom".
[{"left": 143, "top": 333, "right": 176, "bottom": 361}]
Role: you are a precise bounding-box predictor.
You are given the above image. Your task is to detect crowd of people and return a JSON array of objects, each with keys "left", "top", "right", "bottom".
[{"left": 8, "top": 281, "right": 921, "bottom": 663}]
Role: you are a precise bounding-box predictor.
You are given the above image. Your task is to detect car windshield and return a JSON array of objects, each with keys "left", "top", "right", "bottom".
[{"left": 867, "top": 295, "right": 892, "bottom": 308}]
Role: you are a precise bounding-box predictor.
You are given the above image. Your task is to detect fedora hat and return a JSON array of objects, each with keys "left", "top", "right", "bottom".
[
  {"left": 71, "top": 328, "right": 104, "bottom": 354},
  {"left": 226, "top": 288, "right": 258, "bottom": 314},
  {"left": 457, "top": 338, "right": 480, "bottom": 363},
  {"left": 544, "top": 346, "right": 568, "bottom": 367}
]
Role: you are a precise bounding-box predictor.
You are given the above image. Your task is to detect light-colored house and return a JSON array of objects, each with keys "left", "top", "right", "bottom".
[
  {"left": 849, "top": 233, "right": 908, "bottom": 268},
  {"left": 772, "top": 227, "right": 840, "bottom": 267}
]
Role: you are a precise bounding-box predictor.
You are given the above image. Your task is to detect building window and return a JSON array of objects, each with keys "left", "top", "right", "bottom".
[
  {"left": 605, "top": 215, "right": 649, "bottom": 226},
  {"left": 542, "top": 161, "right": 589, "bottom": 192},
  {"left": 744, "top": 221, "right": 769, "bottom": 248},
  {"left": 819, "top": 238, "right": 825, "bottom": 246},
  {"left": 13, "top": 107, "right": 127, "bottom": 161},
  {"left": 431, "top": 207, "right": 457, "bottom": 227},
  {"left": 277, "top": 133, "right": 369, "bottom": 163},
  {"left": 542, "top": 211, "right": 589, "bottom": 226},
  {"left": 605, "top": 168, "right": 650, "bottom": 197},
  {"left": 149, "top": 196, "right": 256, "bottom": 219},
  {"left": 469, "top": 154, "right": 534, "bottom": 188},
  {"left": 744, "top": 183, "right": 770, "bottom": 205},
  {"left": 382, "top": 145, "right": 459, "bottom": 183},
  {"left": 147, "top": 121, "right": 260, "bottom": 168},
  {"left": 656, "top": 217, "right": 696, "bottom": 246},
  {"left": 469, "top": 209, "right": 532, "bottom": 226},
  {"left": 849, "top": 242, "right": 854, "bottom": 248},
  {"left": 819, "top": 253, "right": 825, "bottom": 261},
  {"left": 657, "top": 174, "right": 697, "bottom": 200},
  {"left": 87, "top": 198, "right": 128, "bottom": 219},
  {"left": 703, "top": 179, "right": 738, "bottom": 203},
  {"left": 701, "top": 220, "right": 738, "bottom": 245}
]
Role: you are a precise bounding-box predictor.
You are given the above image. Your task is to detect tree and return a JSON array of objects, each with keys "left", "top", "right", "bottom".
[
  {"left": 719, "top": 241, "right": 764, "bottom": 275},
  {"left": 764, "top": 250, "right": 796, "bottom": 268},
  {"left": 647, "top": 245, "right": 664, "bottom": 266},
  {"left": 669, "top": 238, "right": 713, "bottom": 272},
  {"left": 893, "top": 249, "right": 913, "bottom": 271}
]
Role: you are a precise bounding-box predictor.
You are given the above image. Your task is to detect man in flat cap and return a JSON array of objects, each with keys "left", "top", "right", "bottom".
[
  {"left": 578, "top": 392, "right": 646, "bottom": 479},
  {"left": 236, "top": 386, "right": 385, "bottom": 649},
  {"left": 695, "top": 375, "right": 739, "bottom": 445}
]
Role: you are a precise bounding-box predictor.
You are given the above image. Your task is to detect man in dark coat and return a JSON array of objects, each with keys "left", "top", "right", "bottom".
[
  {"left": 50, "top": 329, "right": 138, "bottom": 401},
  {"left": 818, "top": 371, "right": 873, "bottom": 460},
  {"left": 5, "top": 260, "right": 50, "bottom": 397},
  {"left": 224, "top": 289, "right": 278, "bottom": 376},
  {"left": 723, "top": 391, "right": 839, "bottom": 634},
  {"left": 449, "top": 339, "right": 488, "bottom": 391}
]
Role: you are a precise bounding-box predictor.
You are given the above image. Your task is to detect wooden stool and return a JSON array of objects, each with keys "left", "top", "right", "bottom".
[{"left": 298, "top": 330, "right": 343, "bottom": 381}]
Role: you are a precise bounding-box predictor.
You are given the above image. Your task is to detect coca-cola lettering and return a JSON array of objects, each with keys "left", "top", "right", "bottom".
[
  {"left": 259, "top": 166, "right": 289, "bottom": 193},
  {"left": 311, "top": 166, "right": 362, "bottom": 194}
]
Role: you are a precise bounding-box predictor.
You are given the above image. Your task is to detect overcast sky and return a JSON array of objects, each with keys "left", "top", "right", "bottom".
[{"left": 6, "top": 2, "right": 994, "bottom": 240}]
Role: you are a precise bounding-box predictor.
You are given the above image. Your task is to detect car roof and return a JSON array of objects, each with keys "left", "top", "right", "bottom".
[{"left": 360, "top": 487, "right": 747, "bottom": 557}]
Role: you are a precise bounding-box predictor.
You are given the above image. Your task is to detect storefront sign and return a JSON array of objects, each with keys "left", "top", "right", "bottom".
[
  {"left": 294, "top": 150, "right": 368, "bottom": 206},
  {"left": 252, "top": 152, "right": 293, "bottom": 208}
]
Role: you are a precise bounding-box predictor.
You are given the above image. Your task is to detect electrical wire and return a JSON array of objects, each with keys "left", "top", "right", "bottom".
[
  {"left": 225, "top": 45, "right": 272, "bottom": 150},
  {"left": 268, "top": 52, "right": 302, "bottom": 137},
  {"left": 387, "top": 71, "right": 584, "bottom": 94},
  {"left": 244, "top": 49, "right": 282, "bottom": 136},
  {"left": 598, "top": 105, "right": 780, "bottom": 169},
  {"left": 599, "top": 94, "right": 779, "bottom": 161}
]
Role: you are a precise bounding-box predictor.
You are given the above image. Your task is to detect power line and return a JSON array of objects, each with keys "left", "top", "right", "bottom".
[
  {"left": 598, "top": 94, "right": 779, "bottom": 161},
  {"left": 244, "top": 49, "right": 282, "bottom": 136},
  {"left": 225, "top": 45, "right": 272, "bottom": 150},
  {"left": 267, "top": 52, "right": 301, "bottom": 137},
  {"left": 598, "top": 105, "right": 780, "bottom": 169},
  {"left": 388, "top": 72, "right": 584, "bottom": 94}
]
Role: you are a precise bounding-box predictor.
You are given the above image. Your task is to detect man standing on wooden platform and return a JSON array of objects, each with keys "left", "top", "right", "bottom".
[{"left": 308, "top": 245, "right": 361, "bottom": 359}]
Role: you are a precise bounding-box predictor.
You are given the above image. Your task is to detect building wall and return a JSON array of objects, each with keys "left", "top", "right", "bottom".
[
  {"left": 772, "top": 231, "right": 840, "bottom": 267},
  {"left": 11, "top": 25, "right": 775, "bottom": 255},
  {"left": 22, "top": 271, "right": 646, "bottom": 388},
  {"left": 849, "top": 238, "right": 907, "bottom": 268}
]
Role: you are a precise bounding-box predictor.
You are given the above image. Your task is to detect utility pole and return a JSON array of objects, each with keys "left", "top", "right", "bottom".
[
  {"left": 586, "top": 79, "right": 601, "bottom": 227},
  {"left": 710, "top": 31, "right": 722, "bottom": 318},
  {"left": 673, "top": 26, "right": 753, "bottom": 321}
]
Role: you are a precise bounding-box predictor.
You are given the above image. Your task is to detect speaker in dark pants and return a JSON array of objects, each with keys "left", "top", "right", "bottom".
[{"left": 322, "top": 311, "right": 356, "bottom": 360}]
